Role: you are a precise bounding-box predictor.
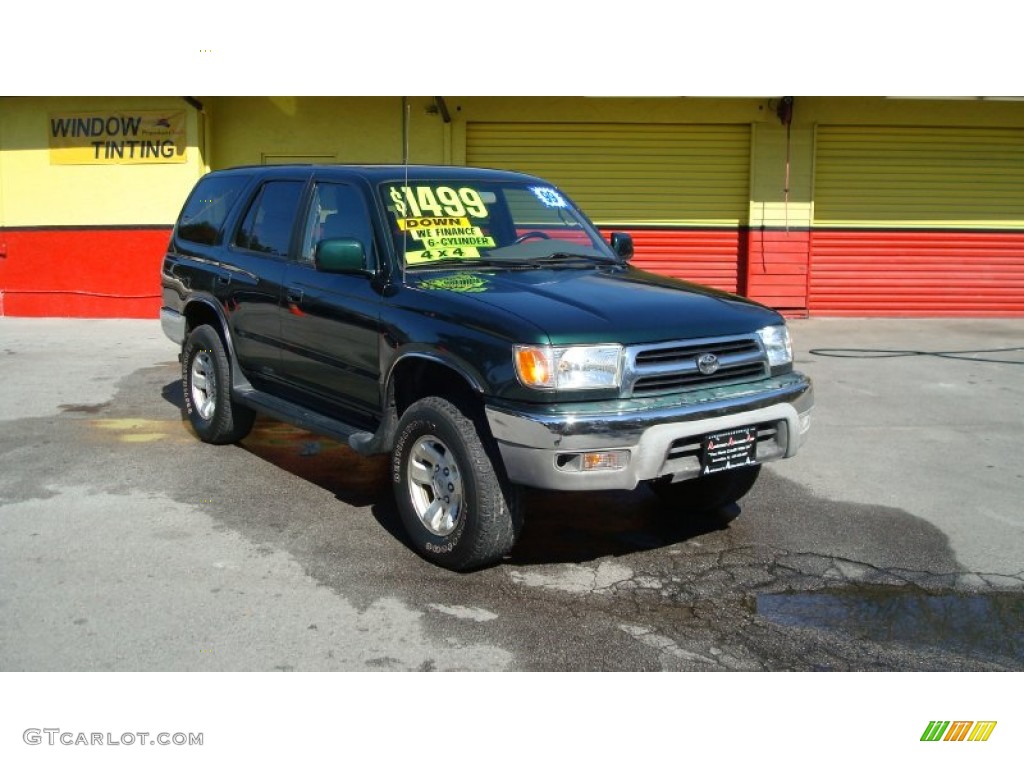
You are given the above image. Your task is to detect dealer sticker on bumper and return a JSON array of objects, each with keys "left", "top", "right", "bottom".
[{"left": 702, "top": 427, "right": 758, "bottom": 474}]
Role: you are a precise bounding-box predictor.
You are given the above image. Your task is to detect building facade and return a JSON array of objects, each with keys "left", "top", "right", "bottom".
[{"left": 1, "top": 96, "right": 1021, "bottom": 317}]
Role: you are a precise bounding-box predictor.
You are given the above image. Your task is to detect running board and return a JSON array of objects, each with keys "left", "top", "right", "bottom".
[{"left": 234, "top": 388, "right": 375, "bottom": 450}]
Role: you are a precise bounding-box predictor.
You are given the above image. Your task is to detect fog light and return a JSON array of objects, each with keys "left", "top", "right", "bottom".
[{"left": 582, "top": 450, "right": 630, "bottom": 471}]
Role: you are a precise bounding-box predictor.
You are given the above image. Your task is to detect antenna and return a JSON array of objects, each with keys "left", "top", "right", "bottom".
[
  {"left": 401, "top": 96, "right": 410, "bottom": 167},
  {"left": 402, "top": 97, "right": 410, "bottom": 261}
]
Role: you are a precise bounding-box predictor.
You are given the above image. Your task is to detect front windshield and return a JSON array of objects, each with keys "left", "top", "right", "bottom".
[{"left": 379, "top": 179, "right": 615, "bottom": 268}]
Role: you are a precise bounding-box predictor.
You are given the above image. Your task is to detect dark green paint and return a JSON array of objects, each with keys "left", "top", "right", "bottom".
[{"left": 164, "top": 164, "right": 785, "bottom": 413}]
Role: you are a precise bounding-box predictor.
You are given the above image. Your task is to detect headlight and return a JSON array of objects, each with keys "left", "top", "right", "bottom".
[
  {"left": 514, "top": 344, "right": 623, "bottom": 390},
  {"left": 757, "top": 325, "right": 793, "bottom": 368}
]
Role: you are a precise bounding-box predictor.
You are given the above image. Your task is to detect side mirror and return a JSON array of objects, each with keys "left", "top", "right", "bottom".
[
  {"left": 610, "top": 231, "right": 634, "bottom": 262},
  {"left": 315, "top": 238, "right": 368, "bottom": 274}
]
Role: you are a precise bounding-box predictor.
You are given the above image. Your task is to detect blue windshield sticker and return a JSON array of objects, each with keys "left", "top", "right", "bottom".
[{"left": 530, "top": 186, "right": 567, "bottom": 208}]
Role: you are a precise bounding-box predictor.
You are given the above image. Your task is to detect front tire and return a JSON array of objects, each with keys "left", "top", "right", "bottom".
[
  {"left": 181, "top": 324, "right": 255, "bottom": 444},
  {"left": 392, "top": 397, "right": 521, "bottom": 571},
  {"left": 649, "top": 465, "right": 761, "bottom": 514}
]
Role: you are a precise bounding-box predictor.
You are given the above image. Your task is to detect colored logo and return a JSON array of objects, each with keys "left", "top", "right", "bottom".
[
  {"left": 697, "top": 353, "right": 720, "bottom": 375},
  {"left": 921, "top": 721, "right": 997, "bottom": 742},
  {"left": 419, "top": 273, "right": 490, "bottom": 293}
]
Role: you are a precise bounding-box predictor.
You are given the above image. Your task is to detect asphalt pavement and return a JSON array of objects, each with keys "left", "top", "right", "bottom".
[{"left": 0, "top": 316, "right": 1021, "bottom": 671}]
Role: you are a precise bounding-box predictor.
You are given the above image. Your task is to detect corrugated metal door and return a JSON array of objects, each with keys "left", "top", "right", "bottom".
[
  {"left": 466, "top": 123, "right": 750, "bottom": 292},
  {"left": 812, "top": 126, "right": 1024, "bottom": 315}
]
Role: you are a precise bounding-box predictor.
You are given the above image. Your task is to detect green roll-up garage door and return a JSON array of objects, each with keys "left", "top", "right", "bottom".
[
  {"left": 465, "top": 122, "right": 751, "bottom": 291},
  {"left": 812, "top": 126, "right": 1024, "bottom": 315},
  {"left": 467, "top": 122, "right": 750, "bottom": 226}
]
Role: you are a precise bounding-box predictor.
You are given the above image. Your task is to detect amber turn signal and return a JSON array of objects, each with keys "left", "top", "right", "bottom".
[{"left": 514, "top": 346, "right": 553, "bottom": 388}]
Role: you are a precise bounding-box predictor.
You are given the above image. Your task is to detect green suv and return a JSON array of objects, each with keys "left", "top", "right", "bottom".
[{"left": 161, "top": 165, "right": 813, "bottom": 570}]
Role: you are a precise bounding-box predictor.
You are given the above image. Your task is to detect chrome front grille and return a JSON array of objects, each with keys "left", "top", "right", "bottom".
[{"left": 624, "top": 335, "right": 768, "bottom": 396}]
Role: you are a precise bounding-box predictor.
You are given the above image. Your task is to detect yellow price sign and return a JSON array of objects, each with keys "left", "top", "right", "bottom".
[
  {"left": 397, "top": 216, "right": 471, "bottom": 231},
  {"left": 397, "top": 215, "right": 496, "bottom": 264},
  {"left": 405, "top": 247, "right": 482, "bottom": 265},
  {"left": 389, "top": 186, "right": 489, "bottom": 219}
]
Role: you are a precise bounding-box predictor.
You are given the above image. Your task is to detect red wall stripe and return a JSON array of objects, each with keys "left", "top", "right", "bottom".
[
  {"left": 600, "top": 228, "right": 741, "bottom": 294},
  {"left": 0, "top": 228, "right": 170, "bottom": 318},
  {"left": 4, "top": 226, "right": 1021, "bottom": 318},
  {"left": 745, "top": 229, "right": 810, "bottom": 313},
  {"left": 810, "top": 230, "right": 1024, "bottom": 316}
]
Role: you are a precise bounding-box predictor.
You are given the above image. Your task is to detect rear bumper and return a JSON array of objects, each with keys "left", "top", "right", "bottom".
[
  {"left": 485, "top": 373, "right": 813, "bottom": 491},
  {"left": 160, "top": 307, "right": 185, "bottom": 346}
]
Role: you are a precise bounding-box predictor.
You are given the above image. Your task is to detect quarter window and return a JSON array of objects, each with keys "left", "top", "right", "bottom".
[{"left": 177, "top": 175, "right": 247, "bottom": 245}]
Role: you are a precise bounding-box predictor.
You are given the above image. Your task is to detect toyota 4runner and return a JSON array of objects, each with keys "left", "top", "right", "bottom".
[{"left": 161, "top": 164, "right": 813, "bottom": 570}]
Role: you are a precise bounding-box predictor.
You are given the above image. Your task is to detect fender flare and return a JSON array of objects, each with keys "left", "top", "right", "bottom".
[
  {"left": 182, "top": 295, "right": 253, "bottom": 392},
  {"left": 383, "top": 349, "right": 487, "bottom": 402}
]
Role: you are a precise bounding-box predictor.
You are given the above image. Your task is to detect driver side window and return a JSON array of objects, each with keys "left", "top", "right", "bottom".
[{"left": 299, "top": 182, "right": 374, "bottom": 267}]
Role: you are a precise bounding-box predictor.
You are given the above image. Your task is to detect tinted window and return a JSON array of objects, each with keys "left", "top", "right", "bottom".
[
  {"left": 299, "top": 182, "right": 374, "bottom": 265},
  {"left": 177, "top": 174, "right": 247, "bottom": 245},
  {"left": 234, "top": 181, "right": 305, "bottom": 256}
]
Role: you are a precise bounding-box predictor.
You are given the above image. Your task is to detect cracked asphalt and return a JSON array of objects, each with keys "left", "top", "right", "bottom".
[{"left": 1, "top": 317, "right": 1022, "bottom": 671}]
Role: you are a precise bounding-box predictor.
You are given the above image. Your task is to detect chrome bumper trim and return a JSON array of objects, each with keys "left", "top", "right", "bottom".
[
  {"left": 485, "top": 374, "right": 813, "bottom": 491},
  {"left": 160, "top": 308, "right": 186, "bottom": 345}
]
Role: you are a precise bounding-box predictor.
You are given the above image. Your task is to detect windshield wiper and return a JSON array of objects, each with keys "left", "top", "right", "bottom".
[
  {"left": 541, "top": 251, "right": 614, "bottom": 263},
  {"left": 406, "top": 252, "right": 616, "bottom": 272},
  {"left": 407, "top": 257, "right": 541, "bottom": 271},
  {"left": 523, "top": 252, "right": 620, "bottom": 269}
]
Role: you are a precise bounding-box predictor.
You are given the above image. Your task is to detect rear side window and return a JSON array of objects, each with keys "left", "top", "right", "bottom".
[
  {"left": 177, "top": 174, "right": 248, "bottom": 245},
  {"left": 234, "top": 181, "right": 305, "bottom": 257}
]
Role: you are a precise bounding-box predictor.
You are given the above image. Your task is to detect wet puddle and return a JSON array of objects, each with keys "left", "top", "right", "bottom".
[
  {"left": 239, "top": 418, "right": 389, "bottom": 504},
  {"left": 757, "top": 587, "right": 1024, "bottom": 664}
]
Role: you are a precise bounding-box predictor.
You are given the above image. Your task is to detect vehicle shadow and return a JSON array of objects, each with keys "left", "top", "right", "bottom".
[
  {"left": 202, "top": 407, "right": 739, "bottom": 566},
  {"left": 507, "top": 487, "right": 737, "bottom": 566},
  {"left": 161, "top": 380, "right": 186, "bottom": 410},
  {"left": 161, "top": 376, "right": 737, "bottom": 566},
  {"left": 237, "top": 416, "right": 392, "bottom": 510}
]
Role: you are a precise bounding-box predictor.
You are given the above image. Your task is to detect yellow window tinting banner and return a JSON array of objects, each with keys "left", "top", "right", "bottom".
[{"left": 49, "top": 111, "right": 187, "bottom": 165}]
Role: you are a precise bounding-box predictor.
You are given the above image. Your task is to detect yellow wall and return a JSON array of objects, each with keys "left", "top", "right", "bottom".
[
  {"left": 204, "top": 96, "right": 447, "bottom": 169},
  {"left": 749, "top": 97, "right": 1023, "bottom": 229},
  {"left": 0, "top": 96, "right": 206, "bottom": 227},
  {"left": 796, "top": 96, "right": 1024, "bottom": 128},
  {"left": 465, "top": 121, "right": 752, "bottom": 226},
  {"left": 446, "top": 96, "right": 767, "bottom": 166},
  {"left": 447, "top": 97, "right": 1024, "bottom": 229},
  {"left": 814, "top": 125, "right": 1024, "bottom": 229},
  {"left": 5, "top": 96, "right": 1022, "bottom": 229},
  {"left": 749, "top": 122, "right": 814, "bottom": 230}
]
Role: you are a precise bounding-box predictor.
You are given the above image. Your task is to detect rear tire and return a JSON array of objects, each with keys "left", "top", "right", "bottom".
[
  {"left": 649, "top": 465, "right": 761, "bottom": 514},
  {"left": 181, "top": 325, "right": 255, "bottom": 444},
  {"left": 392, "top": 396, "right": 521, "bottom": 571}
]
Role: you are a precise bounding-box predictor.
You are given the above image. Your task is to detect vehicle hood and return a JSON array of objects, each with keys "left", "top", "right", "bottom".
[{"left": 407, "top": 266, "right": 783, "bottom": 344}]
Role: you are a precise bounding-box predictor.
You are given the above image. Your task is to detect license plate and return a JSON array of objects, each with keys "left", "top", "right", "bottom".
[{"left": 701, "top": 427, "right": 758, "bottom": 474}]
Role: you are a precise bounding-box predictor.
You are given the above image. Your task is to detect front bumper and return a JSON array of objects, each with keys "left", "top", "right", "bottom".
[{"left": 485, "top": 373, "right": 813, "bottom": 491}]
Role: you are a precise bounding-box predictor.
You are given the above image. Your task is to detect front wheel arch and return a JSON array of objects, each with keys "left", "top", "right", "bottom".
[{"left": 387, "top": 354, "right": 485, "bottom": 420}]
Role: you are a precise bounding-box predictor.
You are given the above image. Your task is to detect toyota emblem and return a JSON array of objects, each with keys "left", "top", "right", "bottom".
[{"left": 697, "top": 353, "right": 720, "bottom": 375}]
